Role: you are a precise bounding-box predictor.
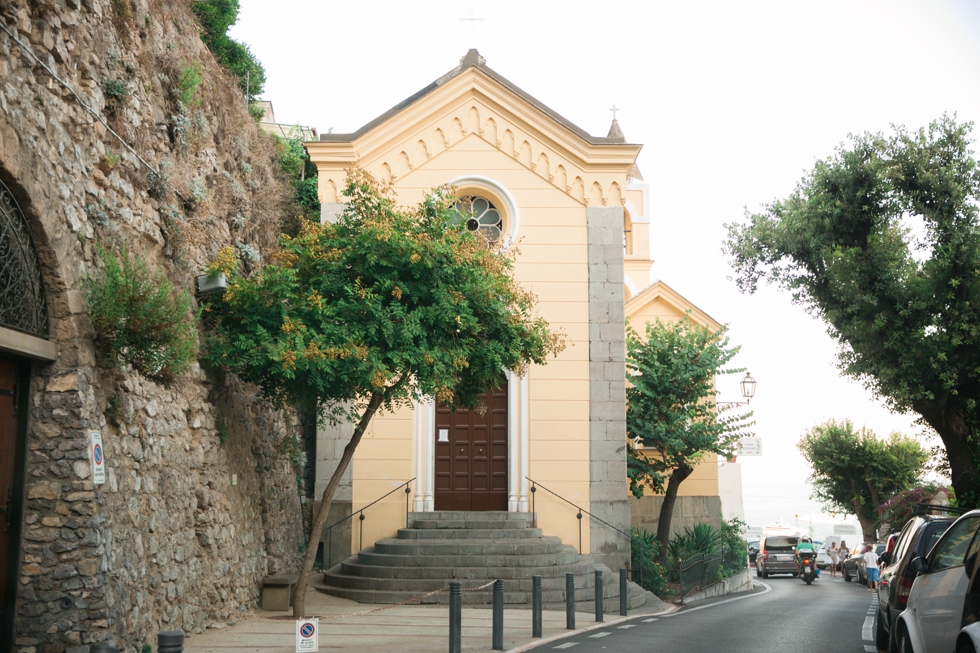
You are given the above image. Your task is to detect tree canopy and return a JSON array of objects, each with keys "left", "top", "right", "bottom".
[
  {"left": 202, "top": 169, "right": 564, "bottom": 616},
  {"left": 797, "top": 419, "right": 929, "bottom": 539},
  {"left": 724, "top": 116, "right": 980, "bottom": 507},
  {"left": 626, "top": 316, "right": 754, "bottom": 560},
  {"left": 191, "top": 0, "right": 266, "bottom": 100}
]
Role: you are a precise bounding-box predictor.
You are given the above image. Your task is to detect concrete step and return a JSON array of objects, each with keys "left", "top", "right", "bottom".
[
  {"left": 408, "top": 511, "right": 531, "bottom": 522},
  {"left": 322, "top": 570, "right": 630, "bottom": 595},
  {"left": 411, "top": 519, "right": 531, "bottom": 530},
  {"left": 338, "top": 558, "right": 596, "bottom": 580},
  {"left": 357, "top": 545, "right": 581, "bottom": 568},
  {"left": 373, "top": 537, "right": 564, "bottom": 556},
  {"left": 397, "top": 527, "right": 544, "bottom": 540}
]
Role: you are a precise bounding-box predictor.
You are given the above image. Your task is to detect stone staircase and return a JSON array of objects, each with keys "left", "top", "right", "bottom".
[{"left": 315, "top": 511, "right": 651, "bottom": 613}]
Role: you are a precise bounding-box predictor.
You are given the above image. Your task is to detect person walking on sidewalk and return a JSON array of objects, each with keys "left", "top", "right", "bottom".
[{"left": 863, "top": 545, "right": 880, "bottom": 592}]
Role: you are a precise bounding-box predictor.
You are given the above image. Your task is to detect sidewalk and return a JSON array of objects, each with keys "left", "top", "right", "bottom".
[{"left": 183, "top": 588, "right": 653, "bottom": 653}]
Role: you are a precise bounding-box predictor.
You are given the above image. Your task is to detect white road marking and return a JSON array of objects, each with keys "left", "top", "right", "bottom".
[
  {"left": 617, "top": 624, "right": 636, "bottom": 629},
  {"left": 554, "top": 644, "right": 579, "bottom": 649},
  {"left": 865, "top": 647, "right": 877, "bottom": 652},
  {"left": 863, "top": 616, "right": 874, "bottom": 640},
  {"left": 642, "top": 618, "right": 658, "bottom": 623},
  {"left": 589, "top": 632, "right": 611, "bottom": 638}
]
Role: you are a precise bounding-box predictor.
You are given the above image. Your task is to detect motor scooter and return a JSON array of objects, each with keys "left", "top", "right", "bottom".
[{"left": 799, "top": 551, "right": 817, "bottom": 585}]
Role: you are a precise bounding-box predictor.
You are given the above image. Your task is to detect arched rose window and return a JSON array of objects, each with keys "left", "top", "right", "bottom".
[{"left": 451, "top": 196, "right": 503, "bottom": 242}]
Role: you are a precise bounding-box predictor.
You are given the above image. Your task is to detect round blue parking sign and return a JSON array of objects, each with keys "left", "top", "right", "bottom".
[
  {"left": 300, "top": 623, "right": 314, "bottom": 638},
  {"left": 93, "top": 443, "right": 103, "bottom": 465}
]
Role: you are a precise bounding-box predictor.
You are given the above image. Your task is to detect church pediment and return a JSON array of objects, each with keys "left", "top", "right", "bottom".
[
  {"left": 306, "top": 51, "right": 641, "bottom": 207},
  {"left": 625, "top": 280, "right": 723, "bottom": 332}
]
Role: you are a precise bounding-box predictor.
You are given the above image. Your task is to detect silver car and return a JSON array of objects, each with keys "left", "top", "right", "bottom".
[
  {"left": 894, "top": 510, "right": 980, "bottom": 652},
  {"left": 755, "top": 535, "right": 800, "bottom": 578}
]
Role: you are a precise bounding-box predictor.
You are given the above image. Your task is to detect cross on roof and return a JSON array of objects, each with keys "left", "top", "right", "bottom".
[
  {"left": 610, "top": 105, "right": 620, "bottom": 120},
  {"left": 460, "top": 6, "right": 485, "bottom": 43}
]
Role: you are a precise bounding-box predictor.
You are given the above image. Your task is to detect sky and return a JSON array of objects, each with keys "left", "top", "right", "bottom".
[{"left": 230, "top": 0, "right": 980, "bottom": 532}]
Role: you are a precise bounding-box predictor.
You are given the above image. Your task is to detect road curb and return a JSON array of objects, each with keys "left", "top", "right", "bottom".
[{"left": 505, "top": 602, "right": 678, "bottom": 652}]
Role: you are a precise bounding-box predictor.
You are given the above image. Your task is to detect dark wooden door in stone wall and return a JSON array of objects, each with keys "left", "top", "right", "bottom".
[
  {"left": 434, "top": 383, "right": 508, "bottom": 511},
  {"left": 0, "top": 357, "right": 17, "bottom": 626}
]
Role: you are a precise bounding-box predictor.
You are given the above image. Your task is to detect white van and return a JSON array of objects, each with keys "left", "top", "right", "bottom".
[{"left": 817, "top": 535, "right": 844, "bottom": 568}]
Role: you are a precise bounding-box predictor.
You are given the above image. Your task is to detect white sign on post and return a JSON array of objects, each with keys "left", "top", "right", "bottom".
[
  {"left": 89, "top": 431, "right": 106, "bottom": 485},
  {"left": 296, "top": 618, "right": 318, "bottom": 652},
  {"left": 737, "top": 437, "right": 762, "bottom": 457}
]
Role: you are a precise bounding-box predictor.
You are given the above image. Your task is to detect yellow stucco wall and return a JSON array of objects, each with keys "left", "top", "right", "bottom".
[{"left": 348, "top": 134, "right": 595, "bottom": 553}]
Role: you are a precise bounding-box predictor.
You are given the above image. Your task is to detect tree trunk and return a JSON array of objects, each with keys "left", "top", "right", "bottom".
[
  {"left": 292, "top": 391, "right": 385, "bottom": 618},
  {"left": 655, "top": 465, "right": 694, "bottom": 565},
  {"left": 849, "top": 494, "right": 878, "bottom": 542},
  {"left": 916, "top": 401, "right": 980, "bottom": 508}
]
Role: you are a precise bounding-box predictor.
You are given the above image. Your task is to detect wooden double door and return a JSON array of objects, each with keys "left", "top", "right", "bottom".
[
  {"left": 1, "top": 356, "right": 24, "bottom": 651},
  {"left": 433, "top": 382, "right": 508, "bottom": 511}
]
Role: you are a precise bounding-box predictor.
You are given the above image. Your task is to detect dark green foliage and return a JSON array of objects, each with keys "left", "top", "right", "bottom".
[
  {"left": 630, "top": 528, "right": 669, "bottom": 596},
  {"left": 273, "top": 135, "right": 320, "bottom": 234},
  {"left": 216, "top": 423, "right": 228, "bottom": 444},
  {"left": 102, "top": 78, "right": 129, "bottom": 104},
  {"left": 720, "top": 517, "right": 749, "bottom": 575},
  {"left": 667, "top": 523, "right": 721, "bottom": 562},
  {"left": 724, "top": 115, "right": 980, "bottom": 507},
  {"left": 191, "top": 0, "right": 266, "bottom": 100},
  {"left": 627, "top": 316, "right": 754, "bottom": 562},
  {"left": 175, "top": 61, "right": 202, "bottom": 107},
  {"left": 84, "top": 243, "right": 199, "bottom": 383},
  {"left": 798, "top": 419, "right": 929, "bottom": 539}
]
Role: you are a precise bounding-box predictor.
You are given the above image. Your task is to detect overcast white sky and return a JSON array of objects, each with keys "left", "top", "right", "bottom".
[{"left": 231, "top": 0, "right": 980, "bottom": 532}]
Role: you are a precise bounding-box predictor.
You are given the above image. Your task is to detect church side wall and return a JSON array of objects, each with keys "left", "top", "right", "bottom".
[{"left": 1, "top": 2, "right": 305, "bottom": 650}]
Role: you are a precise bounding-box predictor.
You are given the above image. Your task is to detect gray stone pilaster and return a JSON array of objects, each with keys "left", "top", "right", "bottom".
[
  {"left": 587, "top": 206, "right": 630, "bottom": 571},
  {"left": 321, "top": 202, "right": 345, "bottom": 224},
  {"left": 316, "top": 412, "right": 354, "bottom": 564}
]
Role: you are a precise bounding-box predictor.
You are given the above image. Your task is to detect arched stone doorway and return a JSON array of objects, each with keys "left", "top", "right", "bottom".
[{"left": 0, "top": 176, "right": 54, "bottom": 652}]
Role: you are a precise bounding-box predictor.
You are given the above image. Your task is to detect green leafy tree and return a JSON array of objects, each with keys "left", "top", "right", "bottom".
[
  {"left": 203, "top": 169, "right": 564, "bottom": 618},
  {"left": 191, "top": 0, "right": 266, "bottom": 100},
  {"left": 797, "top": 419, "right": 929, "bottom": 539},
  {"left": 626, "top": 317, "right": 754, "bottom": 563},
  {"left": 724, "top": 116, "right": 980, "bottom": 507}
]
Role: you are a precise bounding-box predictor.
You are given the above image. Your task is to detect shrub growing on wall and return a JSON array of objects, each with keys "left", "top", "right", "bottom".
[{"left": 84, "top": 243, "right": 199, "bottom": 382}]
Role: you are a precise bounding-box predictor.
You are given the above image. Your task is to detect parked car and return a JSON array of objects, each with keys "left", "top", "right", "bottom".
[
  {"left": 893, "top": 510, "right": 980, "bottom": 653},
  {"left": 844, "top": 543, "right": 870, "bottom": 583},
  {"left": 756, "top": 534, "right": 800, "bottom": 578},
  {"left": 747, "top": 540, "right": 759, "bottom": 564},
  {"left": 953, "top": 531, "right": 980, "bottom": 653},
  {"left": 816, "top": 535, "right": 844, "bottom": 569},
  {"left": 872, "top": 514, "right": 955, "bottom": 651}
]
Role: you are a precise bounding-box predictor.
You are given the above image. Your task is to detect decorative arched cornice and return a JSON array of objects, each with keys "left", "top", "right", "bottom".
[{"left": 446, "top": 174, "right": 520, "bottom": 249}]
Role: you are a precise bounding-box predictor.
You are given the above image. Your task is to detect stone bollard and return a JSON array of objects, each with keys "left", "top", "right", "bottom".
[
  {"left": 594, "top": 569, "right": 604, "bottom": 622},
  {"left": 90, "top": 643, "right": 119, "bottom": 653},
  {"left": 449, "top": 581, "right": 462, "bottom": 653},
  {"left": 565, "top": 572, "right": 575, "bottom": 630},
  {"left": 159, "top": 630, "right": 185, "bottom": 653},
  {"left": 532, "top": 575, "right": 543, "bottom": 638},
  {"left": 492, "top": 579, "right": 504, "bottom": 650},
  {"left": 620, "top": 568, "right": 628, "bottom": 616}
]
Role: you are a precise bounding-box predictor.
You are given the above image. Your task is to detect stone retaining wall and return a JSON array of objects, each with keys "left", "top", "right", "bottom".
[{"left": 1, "top": 1, "right": 306, "bottom": 650}]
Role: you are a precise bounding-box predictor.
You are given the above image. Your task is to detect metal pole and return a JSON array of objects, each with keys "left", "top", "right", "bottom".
[
  {"left": 449, "top": 582, "right": 462, "bottom": 653},
  {"left": 577, "top": 510, "right": 583, "bottom": 553},
  {"left": 492, "top": 579, "right": 504, "bottom": 650},
  {"left": 565, "top": 572, "right": 575, "bottom": 630},
  {"left": 327, "top": 527, "right": 332, "bottom": 570},
  {"left": 531, "top": 485, "right": 536, "bottom": 529},
  {"left": 619, "top": 568, "right": 628, "bottom": 616},
  {"left": 405, "top": 484, "right": 411, "bottom": 527},
  {"left": 532, "top": 575, "right": 543, "bottom": 638},
  {"left": 359, "top": 512, "right": 364, "bottom": 551},
  {"left": 159, "top": 631, "right": 184, "bottom": 653},
  {"left": 594, "top": 570, "right": 603, "bottom": 622}
]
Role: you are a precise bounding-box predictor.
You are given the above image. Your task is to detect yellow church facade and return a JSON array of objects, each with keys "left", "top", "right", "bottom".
[{"left": 307, "top": 50, "right": 721, "bottom": 569}]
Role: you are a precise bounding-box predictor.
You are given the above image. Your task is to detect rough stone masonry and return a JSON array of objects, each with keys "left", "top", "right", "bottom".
[{"left": 0, "top": 0, "right": 306, "bottom": 650}]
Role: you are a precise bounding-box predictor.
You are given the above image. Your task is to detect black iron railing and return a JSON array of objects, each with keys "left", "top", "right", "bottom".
[
  {"left": 323, "top": 478, "right": 414, "bottom": 569},
  {"left": 527, "top": 477, "right": 632, "bottom": 554}
]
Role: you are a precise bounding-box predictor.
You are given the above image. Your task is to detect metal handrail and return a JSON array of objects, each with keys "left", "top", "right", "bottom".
[
  {"left": 526, "top": 476, "right": 634, "bottom": 554},
  {"left": 323, "top": 478, "right": 414, "bottom": 569}
]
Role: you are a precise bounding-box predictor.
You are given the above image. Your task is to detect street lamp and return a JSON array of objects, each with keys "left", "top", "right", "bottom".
[{"left": 718, "top": 372, "right": 757, "bottom": 408}]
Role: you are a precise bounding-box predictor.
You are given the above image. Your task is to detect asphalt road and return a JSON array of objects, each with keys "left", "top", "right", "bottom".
[{"left": 529, "top": 571, "right": 879, "bottom": 652}]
